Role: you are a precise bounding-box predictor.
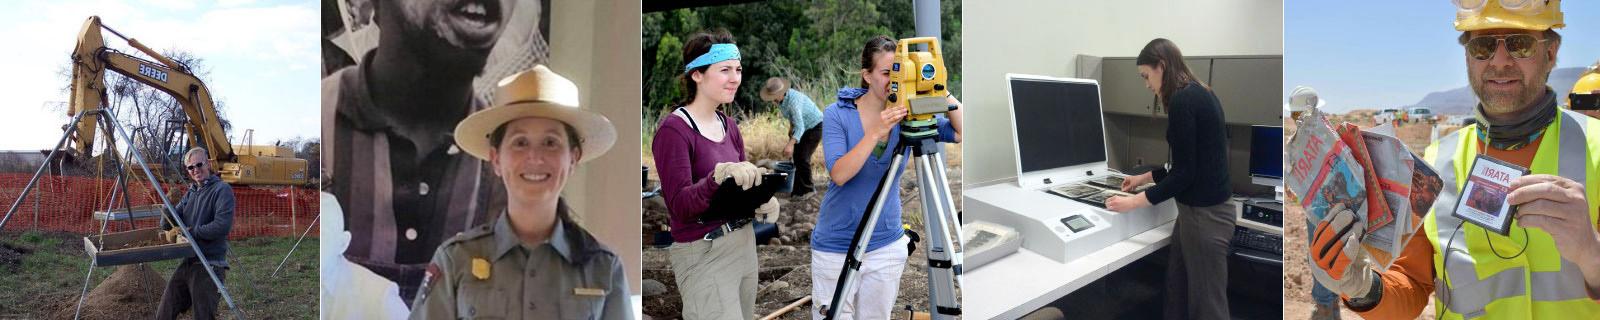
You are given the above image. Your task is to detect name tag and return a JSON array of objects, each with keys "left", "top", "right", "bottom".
[{"left": 573, "top": 287, "right": 606, "bottom": 297}]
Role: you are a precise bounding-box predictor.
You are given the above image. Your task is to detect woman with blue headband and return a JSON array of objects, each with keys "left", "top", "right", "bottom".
[
  {"left": 650, "top": 29, "right": 776, "bottom": 319},
  {"left": 810, "top": 35, "right": 963, "bottom": 319}
]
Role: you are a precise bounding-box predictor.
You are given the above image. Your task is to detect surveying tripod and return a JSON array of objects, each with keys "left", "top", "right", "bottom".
[
  {"left": 0, "top": 109, "right": 244, "bottom": 319},
  {"left": 823, "top": 115, "right": 962, "bottom": 319}
]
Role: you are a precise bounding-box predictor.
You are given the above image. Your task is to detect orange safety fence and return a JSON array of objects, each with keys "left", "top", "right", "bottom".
[{"left": 0, "top": 173, "right": 318, "bottom": 239}]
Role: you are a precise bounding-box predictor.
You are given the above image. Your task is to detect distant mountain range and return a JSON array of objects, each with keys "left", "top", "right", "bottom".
[{"left": 1402, "top": 66, "right": 1586, "bottom": 115}]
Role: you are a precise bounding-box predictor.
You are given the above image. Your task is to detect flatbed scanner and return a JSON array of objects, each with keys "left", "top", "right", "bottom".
[{"left": 963, "top": 74, "right": 1177, "bottom": 266}]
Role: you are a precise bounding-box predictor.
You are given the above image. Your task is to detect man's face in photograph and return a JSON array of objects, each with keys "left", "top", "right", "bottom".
[{"left": 384, "top": 0, "right": 516, "bottom": 70}]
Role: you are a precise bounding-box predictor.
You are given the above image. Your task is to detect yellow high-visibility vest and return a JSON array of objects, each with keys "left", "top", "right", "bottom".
[{"left": 1422, "top": 109, "right": 1600, "bottom": 319}]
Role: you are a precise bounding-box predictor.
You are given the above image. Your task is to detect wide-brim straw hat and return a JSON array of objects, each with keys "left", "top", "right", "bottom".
[{"left": 454, "top": 65, "right": 616, "bottom": 163}]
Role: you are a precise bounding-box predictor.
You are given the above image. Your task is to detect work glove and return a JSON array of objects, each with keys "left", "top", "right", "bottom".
[
  {"left": 163, "top": 228, "right": 183, "bottom": 243},
  {"left": 1308, "top": 204, "right": 1375, "bottom": 299},
  {"left": 757, "top": 198, "right": 781, "bottom": 223},
  {"left": 713, "top": 162, "right": 763, "bottom": 190}
]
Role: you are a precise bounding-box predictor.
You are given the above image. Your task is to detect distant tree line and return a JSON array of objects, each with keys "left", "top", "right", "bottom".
[{"left": 642, "top": 0, "right": 961, "bottom": 122}]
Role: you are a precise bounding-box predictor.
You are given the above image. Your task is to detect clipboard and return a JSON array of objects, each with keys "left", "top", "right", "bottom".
[{"left": 699, "top": 172, "right": 788, "bottom": 223}]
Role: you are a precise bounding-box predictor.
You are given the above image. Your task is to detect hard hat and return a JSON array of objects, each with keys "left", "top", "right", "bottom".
[
  {"left": 1288, "top": 86, "right": 1326, "bottom": 113},
  {"left": 1571, "top": 61, "right": 1600, "bottom": 107},
  {"left": 1454, "top": 0, "right": 1564, "bottom": 32}
]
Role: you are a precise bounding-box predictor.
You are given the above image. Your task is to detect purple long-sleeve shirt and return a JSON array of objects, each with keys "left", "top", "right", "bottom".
[{"left": 651, "top": 109, "right": 747, "bottom": 242}]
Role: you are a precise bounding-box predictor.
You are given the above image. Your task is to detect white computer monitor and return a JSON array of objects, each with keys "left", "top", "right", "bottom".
[{"left": 1005, "top": 74, "right": 1112, "bottom": 190}]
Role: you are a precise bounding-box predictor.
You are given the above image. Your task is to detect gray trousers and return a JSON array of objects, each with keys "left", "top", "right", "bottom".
[{"left": 1163, "top": 202, "right": 1235, "bottom": 320}]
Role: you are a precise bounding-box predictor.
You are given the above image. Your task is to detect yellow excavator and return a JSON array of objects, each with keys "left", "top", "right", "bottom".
[{"left": 68, "top": 16, "right": 307, "bottom": 185}]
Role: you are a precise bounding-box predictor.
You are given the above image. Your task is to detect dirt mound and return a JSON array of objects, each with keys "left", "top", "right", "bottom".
[
  {"left": 0, "top": 242, "right": 31, "bottom": 272},
  {"left": 50, "top": 264, "right": 168, "bottom": 320}
]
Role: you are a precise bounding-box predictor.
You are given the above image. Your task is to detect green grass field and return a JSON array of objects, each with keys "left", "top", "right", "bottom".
[{"left": 0, "top": 230, "right": 318, "bottom": 319}]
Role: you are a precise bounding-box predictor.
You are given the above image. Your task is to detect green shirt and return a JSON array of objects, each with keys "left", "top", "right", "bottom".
[{"left": 410, "top": 207, "right": 634, "bottom": 320}]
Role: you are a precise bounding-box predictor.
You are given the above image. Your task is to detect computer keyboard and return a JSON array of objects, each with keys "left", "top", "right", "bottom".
[{"left": 1232, "top": 227, "right": 1282, "bottom": 255}]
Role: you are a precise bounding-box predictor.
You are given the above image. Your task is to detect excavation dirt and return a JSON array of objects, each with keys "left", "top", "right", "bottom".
[
  {"left": 48, "top": 264, "right": 168, "bottom": 320},
  {"left": 642, "top": 164, "right": 961, "bottom": 319},
  {"left": 0, "top": 242, "right": 29, "bottom": 272}
]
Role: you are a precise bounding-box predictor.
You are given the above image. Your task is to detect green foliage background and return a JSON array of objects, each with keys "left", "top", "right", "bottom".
[{"left": 641, "top": 0, "right": 961, "bottom": 126}]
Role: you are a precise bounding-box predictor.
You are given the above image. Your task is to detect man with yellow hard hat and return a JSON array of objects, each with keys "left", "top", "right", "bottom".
[
  {"left": 1572, "top": 61, "right": 1600, "bottom": 118},
  {"left": 1307, "top": 1, "right": 1600, "bottom": 318}
]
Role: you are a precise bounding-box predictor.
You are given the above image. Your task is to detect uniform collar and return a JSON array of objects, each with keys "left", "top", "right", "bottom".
[{"left": 491, "top": 204, "right": 579, "bottom": 263}]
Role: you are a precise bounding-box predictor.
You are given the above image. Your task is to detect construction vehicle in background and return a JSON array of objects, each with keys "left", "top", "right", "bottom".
[{"left": 68, "top": 15, "right": 307, "bottom": 185}]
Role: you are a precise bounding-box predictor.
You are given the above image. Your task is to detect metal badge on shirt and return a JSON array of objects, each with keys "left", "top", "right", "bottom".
[{"left": 573, "top": 287, "right": 606, "bottom": 297}]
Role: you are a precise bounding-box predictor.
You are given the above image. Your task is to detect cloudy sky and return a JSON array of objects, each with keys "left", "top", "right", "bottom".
[{"left": 0, "top": 0, "right": 318, "bottom": 151}]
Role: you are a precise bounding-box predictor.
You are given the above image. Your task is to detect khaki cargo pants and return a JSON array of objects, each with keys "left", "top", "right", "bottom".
[{"left": 669, "top": 226, "right": 758, "bottom": 320}]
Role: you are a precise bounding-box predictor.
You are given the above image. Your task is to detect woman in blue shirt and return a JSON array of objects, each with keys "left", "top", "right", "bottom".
[
  {"left": 760, "top": 77, "right": 824, "bottom": 197},
  {"left": 810, "top": 35, "right": 962, "bottom": 319}
]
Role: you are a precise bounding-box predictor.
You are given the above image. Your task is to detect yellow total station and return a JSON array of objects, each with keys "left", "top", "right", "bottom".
[{"left": 888, "top": 37, "right": 951, "bottom": 139}]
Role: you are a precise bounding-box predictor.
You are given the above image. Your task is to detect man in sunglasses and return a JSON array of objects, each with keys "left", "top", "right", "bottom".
[
  {"left": 155, "top": 147, "right": 236, "bottom": 320},
  {"left": 1307, "top": 1, "right": 1600, "bottom": 319}
]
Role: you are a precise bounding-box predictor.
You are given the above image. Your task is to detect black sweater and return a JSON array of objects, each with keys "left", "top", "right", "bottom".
[{"left": 1145, "top": 82, "right": 1231, "bottom": 207}]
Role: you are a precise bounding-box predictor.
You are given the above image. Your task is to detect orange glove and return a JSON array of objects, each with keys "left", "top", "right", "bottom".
[{"left": 1309, "top": 204, "right": 1375, "bottom": 298}]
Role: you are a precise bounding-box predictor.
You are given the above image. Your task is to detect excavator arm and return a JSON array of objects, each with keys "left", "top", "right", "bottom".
[
  {"left": 68, "top": 15, "right": 234, "bottom": 163},
  {"left": 66, "top": 16, "right": 306, "bottom": 186}
]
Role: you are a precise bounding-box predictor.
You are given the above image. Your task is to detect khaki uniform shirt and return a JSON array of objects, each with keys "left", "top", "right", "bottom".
[{"left": 410, "top": 208, "right": 634, "bottom": 320}]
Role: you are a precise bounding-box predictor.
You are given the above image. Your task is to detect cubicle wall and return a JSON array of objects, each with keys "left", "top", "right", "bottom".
[{"left": 1079, "top": 55, "right": 1283, "bottom": 196}]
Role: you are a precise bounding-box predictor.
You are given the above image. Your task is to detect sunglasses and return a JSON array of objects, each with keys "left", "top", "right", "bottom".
[
  {"left": 186, "top": 163, "right": 206, "bottom": 171},
  {"left": 1464, "top": 34, "right": 1549, "bottom": 61}
]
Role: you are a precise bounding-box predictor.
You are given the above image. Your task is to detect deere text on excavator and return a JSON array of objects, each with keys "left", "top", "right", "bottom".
[{"left": 68, "top": 15, "right": 307, "bottom": 186}]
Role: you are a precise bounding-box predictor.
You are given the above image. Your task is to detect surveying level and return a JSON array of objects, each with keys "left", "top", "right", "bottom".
[
  {"left": 824, "top": 37, "right": 962, "bottom": 320},
  {"left": 888, "top": 37, "right": 953, "bottom": 139}
]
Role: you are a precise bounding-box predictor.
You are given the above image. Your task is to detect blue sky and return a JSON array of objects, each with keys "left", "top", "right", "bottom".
[
  {"left": 0, "top": 0, "right": 318, "bottom": 151},
  {"left": 1285, "top": 1, "right": 1599, "bottom": 113}
]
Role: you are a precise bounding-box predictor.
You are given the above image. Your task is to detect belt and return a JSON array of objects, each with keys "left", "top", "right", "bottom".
[{"left": 702, "top": 218, "right": 753, "bottom": 241}]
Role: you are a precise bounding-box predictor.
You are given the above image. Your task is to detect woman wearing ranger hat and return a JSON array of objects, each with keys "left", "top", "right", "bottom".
[{"left": 409, "top": 65, "right": 634, "bottom": 320}]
